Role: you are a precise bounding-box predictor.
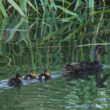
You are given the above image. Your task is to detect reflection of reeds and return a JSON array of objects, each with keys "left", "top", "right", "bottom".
[{"left": 0, "top": 42, "right": 109, "bottom": 72}]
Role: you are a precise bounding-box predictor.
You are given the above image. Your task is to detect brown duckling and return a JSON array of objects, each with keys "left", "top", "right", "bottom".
[
  {"left": 24, "top": 70, "right": 37, "bottom": 80},
  {"left": 61, "top": 45, "right": 107, "bottom": 78},
  {"left": 38, "top": 69, "right": 51, "bottom": 81},
  {"left": 8, "top": 73, "right": 22, "bottom": 86}
]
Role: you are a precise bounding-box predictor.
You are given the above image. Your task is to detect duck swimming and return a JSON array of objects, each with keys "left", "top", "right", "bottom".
[
  {"left": 61, "top": 45, "right": 107, "bottom": 78},
  {"left": 38, "top": 69, "right": 51, "bottom": 81},
  {"left": 8, "top": 73, "right": 22, "bottom": 86},
  {"left": 24, "top": 70, "right": 37, "bottom": 80}
]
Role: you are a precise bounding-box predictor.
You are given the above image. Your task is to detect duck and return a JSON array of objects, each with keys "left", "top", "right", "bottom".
[
  {"left": 61, "top": 45, "right": 107, "bottom": 78},
  {"left": 24, "top": 70, "right": 37, "bottom": 80},
  {"left": 38, "top": 69, "right": 51, "bottom": 81},
  {"left": 8, "top": 73, "right": 22, "bottom": 86}
]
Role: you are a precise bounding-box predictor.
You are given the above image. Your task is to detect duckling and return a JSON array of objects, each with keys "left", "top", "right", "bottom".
[
  {"left": 38, "top": 69, "right": 51, "bottom": 81},
  {"left": 8, "top": 73, "right": 22, "bottom": 86},
  {"left": 61, "top": 45, "right": 107, "bottom": 78},
  {"left": 24, "top": 70, "right": 37, "bottom": 80}
]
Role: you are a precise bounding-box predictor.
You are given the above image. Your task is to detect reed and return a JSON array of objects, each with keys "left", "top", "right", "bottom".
[
  {"left": 0, "top": 0, "right": 110, "bottom": 69},
  {"left": 0, "top": 0, "right": 109, "bottom": 44}
]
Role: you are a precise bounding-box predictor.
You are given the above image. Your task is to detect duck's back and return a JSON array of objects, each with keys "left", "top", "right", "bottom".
[
  {"left": 61, "top": 61, "right": 102, "bottom": 76},
  {"left": 8, "top": 78, "right": 22, "bottom": 86},
  {"left": 8, "top": 78, "right": 15, "bottom": 86}
]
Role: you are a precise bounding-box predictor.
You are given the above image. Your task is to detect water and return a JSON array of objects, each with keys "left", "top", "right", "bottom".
[
  {"left": 0, "top": 45, "right": 110, "bottom": 110},
  {"left": 0, "top": 69, "right": 110, "bottom": 110}
]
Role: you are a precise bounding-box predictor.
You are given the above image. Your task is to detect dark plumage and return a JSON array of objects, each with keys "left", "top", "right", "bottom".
[
  {"left": 61, "top": 45, "right": 107, "bottom": 78},
  {"left": 8, "top": 73, "right": 22, "bottom": 86},
  {"left": 38, "top": 69, "right": 51, "bottom": 81},
  {"left": 24, "top": 70, "right": 37, "bottom": 80},
  {"left": 61, "top": 45, "right": 110, "bottom": 87}
]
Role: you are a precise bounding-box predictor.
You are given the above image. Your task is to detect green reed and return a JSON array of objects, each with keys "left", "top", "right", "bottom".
[
  {"left": 0, "top": 0, "right": 110, "bottom": 71},
  {"left": 0, "top": 0, "right": 109, "bottom": 44}
]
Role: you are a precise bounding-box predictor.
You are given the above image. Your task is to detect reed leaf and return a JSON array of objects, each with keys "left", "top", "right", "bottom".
[
  {"left": 55, "top": 0, "right": 71, "bottom": 5},
  {"left": 40, "top": 0, "right": 46, "bottom": 11},
  {"left": 62, "top": 24, "right": 85, "bottom": 42},
  {"left": 57, "top": 5, "right": 78, "bottom": 17},
  {"left": 74, "top": 0, "right": 81, "bottom": 11},
  {"left": 49, "top": 0, "right": 56, "bottom": 9},
  {"left": 42, "top": 24, "right": 69, "bottom": 41},
  {"left": 27, "top": 0, "right": 39, "bottom": 13},
  {"left": 0, "top": 18, "right": 8, "bottom": 40},
  {"left": 19, "top": 0, "right": 27, "bottom": 12},
  {"left": 89, "top": 0, "right": 94, "bottom": 22},
  {"left": 6, "top": 18, "right": 24, "bottom": 42},
  {"left": 56, "top": 5, "right": 81, "bottom": 22},
  {"left": 7, "top": 0, "right": 25, "bottom": 16},
  {"left": 0, "top": 1, "right": 8, "bottom": 17}
]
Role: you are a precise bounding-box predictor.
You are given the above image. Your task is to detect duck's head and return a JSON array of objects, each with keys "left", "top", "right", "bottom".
[
  {"left": 44, "top": 69, "right": 51, "bottom": 76},
  {"left": 94, "top": 45, "right": 107, "bottom": 55},
  {"left": 94, "top": 45, "right": 107, "bottom": 62},
  {"left": 15, "top": 73, "right": 22, "bottom": 80},
  {"left": 29, "top": 70, "right": 37, "bottom": 77}
]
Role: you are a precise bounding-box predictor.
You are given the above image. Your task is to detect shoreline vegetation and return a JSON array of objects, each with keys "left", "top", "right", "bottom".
[{"left": 0, "top": 0, "right": 110, "bottom": 71}]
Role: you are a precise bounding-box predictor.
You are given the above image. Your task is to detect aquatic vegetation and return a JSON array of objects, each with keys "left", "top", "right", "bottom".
[
  {"left": 0, "top": 0, "right": 110, "bottom": 44},
  {"left": 0, "top": 0, "right": 109, "bottom": 69}
]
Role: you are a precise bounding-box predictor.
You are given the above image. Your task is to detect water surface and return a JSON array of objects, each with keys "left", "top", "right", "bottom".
[{"left": 0, "top": 46, "right": 110, "bottom": 110}]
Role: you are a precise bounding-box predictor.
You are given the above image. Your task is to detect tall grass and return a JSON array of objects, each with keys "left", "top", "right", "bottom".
[
  {"left": 0, "top": 0, "right": 109, "bottom": 45},
  {"left": 0, "top": 0, "right": 110, "bottom": 69}
]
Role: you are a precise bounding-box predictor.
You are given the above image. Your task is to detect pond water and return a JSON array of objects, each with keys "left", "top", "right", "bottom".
[{"left": 0, "top": 45, "right": 110, "bottom": 110}]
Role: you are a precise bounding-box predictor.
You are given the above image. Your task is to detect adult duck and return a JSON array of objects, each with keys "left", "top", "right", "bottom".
[
  {"left": 24, "top": 70, "right": 37, "bottom": 80},
  {"left": 38, "top": 69, "right": 51, "bottom": 81},
  {"left": 8, "top": 73, "right": 22, "bottom": 86},
  {"left": 61, "top": 45, "right": 107, "bottom": 78}
]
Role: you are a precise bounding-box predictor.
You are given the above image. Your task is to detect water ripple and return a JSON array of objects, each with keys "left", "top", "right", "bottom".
[{"left": 0, "top": 72, "right": 60, "bottom": 91}]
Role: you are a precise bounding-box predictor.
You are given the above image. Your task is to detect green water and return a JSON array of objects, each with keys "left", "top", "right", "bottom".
[
  {"left": 1, "top": 1, "right": 110, "bottom": 109},
  {"left": 0, "top": 46, "right": 110, "bottom": 110},
  {"left": 0, "top": 70, "right": 110, "bottom": 110}
]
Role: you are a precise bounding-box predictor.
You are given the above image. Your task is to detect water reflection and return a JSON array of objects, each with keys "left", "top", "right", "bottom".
[
  {"left": 0, "top": 45, "right": 110, "bottom": 110},
  {"left": 96, "top": 98, "right": 110, "bottom": 102},
  {"left": 0, "top": 70, "right": 110, "bottom": 109}
]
